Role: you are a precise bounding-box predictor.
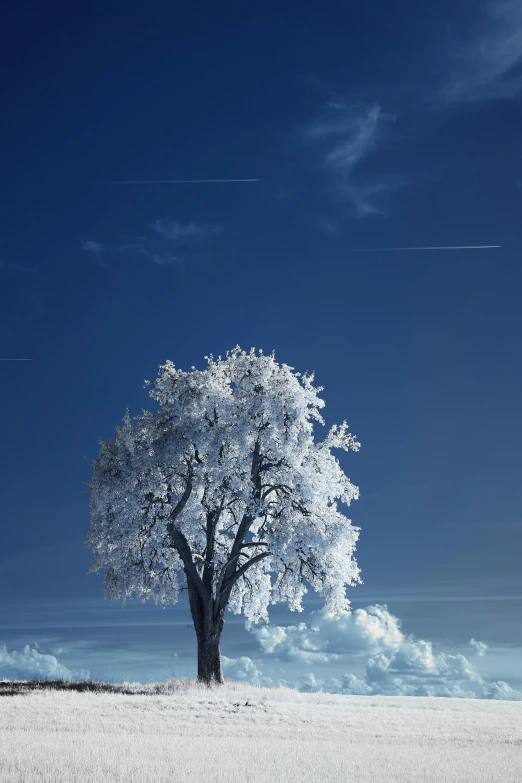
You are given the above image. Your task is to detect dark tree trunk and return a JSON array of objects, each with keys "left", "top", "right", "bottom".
[
  {"left": 197, "top": 629, "right": 224, "bottom": 686},
  {"left": 186, "top": 570, "right": 225, "bottom": 686}
]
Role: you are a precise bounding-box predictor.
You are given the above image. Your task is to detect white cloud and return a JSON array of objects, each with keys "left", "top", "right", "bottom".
[
  {"left": 470, "top": 638, "right": 489, "bottom": 656},
  {"left": 0, "top": 643, "right": 90, "bottom": 683},
  {"left": 247, "top": 604, "right": 403, "bottom": 662},
  {"left": 442, "top": 0, "right": 522, "bottom": 103},
  {"left": 233, "top": 603, "right": 522, "bottom": 700},
  {"left": 485, "top": 679, "right": 522, "bottom": 699},
  {"left": 302, "top": 101, "right": 401, "bottom": 217},
  {"left": 221, "top": 655, "right": 274, "bottom": 687}
]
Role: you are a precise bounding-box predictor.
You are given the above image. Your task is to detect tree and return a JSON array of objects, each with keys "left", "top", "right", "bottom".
[{"left": 84, "top": 346, "right": 362, "bottom": 686}]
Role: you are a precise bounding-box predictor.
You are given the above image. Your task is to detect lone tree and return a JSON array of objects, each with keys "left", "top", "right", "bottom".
[{"left": 84, "top": 346, "right": 362, "bottom": 686}]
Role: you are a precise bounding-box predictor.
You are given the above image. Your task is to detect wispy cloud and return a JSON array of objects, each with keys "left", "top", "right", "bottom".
[
  {"left": 442, "top": 1, "right": 522, "bottom": 103},
  {"left": 304, "top": 102, "right": 392, "bottom": 171},
  {"left": 151, "top": 220, "right": 222, "bottom": 241},
  {"left": 302, "top": 101, "right": 402, "bottom": 217},
  {"left": 80, "top": 240, "right": 107, "bottom": 268},
  {"left": 222, "top": 603, "right": 521, "bottom": 699},
  {"left": 316, "top": 216, "right": 341, "bottom": 235},
  {"left": 81, "top": 219, "right": 222, "bottom": 272},
  {"left": 117, "top": 242, "right": 185, "bottom": 271},
  {"left": 0, "top": 258, "right": 37, "bottom": 274},
  {"left": 339, "top": 181, "right": 404, "bottom": 218}
]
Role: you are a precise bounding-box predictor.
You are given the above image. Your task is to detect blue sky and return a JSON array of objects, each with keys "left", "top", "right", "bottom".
[{"left": 1, "top": 0, "right": 521, "bottom": 698}]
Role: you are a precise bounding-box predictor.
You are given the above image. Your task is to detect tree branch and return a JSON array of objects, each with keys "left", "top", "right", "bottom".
[
  {"left": 261, "top": 483, "right": 292, "bottom": 500},
  {"left": 166, "top": 459, "right": 207, "bottom": 603},
  {"left": 215, "top": 438, "right": 263, "bottom": 607},
  {"left": 213, "top": 553, "right": 241, "bottom": 607},
  {"left": 202, "top": 497, "right": 224, "bottom": 593},
  {"left": 258, "top": 456, "right": 285, "bottom": 473},
  {"left": 220, "top": 551, "right": 272, "bottom": 595},
  {"left": 227, "top": 438, "right": 262, "bottom": 561}
]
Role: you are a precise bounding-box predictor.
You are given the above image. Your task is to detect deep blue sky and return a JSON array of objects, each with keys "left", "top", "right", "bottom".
[{"left": 1, "top": 0, "right": 521, "bottom": 697}]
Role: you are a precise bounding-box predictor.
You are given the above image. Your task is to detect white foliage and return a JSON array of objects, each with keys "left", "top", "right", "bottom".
[{"left": 84, "top": 346, "right": 362, "bottom": 621}]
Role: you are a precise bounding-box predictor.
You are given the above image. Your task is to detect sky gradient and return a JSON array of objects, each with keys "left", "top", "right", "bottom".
[{"left": 1, "top": 0, "right": 521, "bottom": 698}]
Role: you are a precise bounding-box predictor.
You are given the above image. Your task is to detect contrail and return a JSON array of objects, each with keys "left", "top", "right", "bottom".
[
  {"left": 354, "top": 245, "right": 501, "bottom": 251},
  {"left": 93, "top": 179, "right": 260, "bottom": 184},
  {"left": 0, "top": 359, "right": 33, "bottom": 361}
]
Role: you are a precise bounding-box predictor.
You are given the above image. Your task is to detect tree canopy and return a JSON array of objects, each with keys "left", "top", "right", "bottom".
[{"left": 85, "top": 346, "right": 362, "bottom": 631}]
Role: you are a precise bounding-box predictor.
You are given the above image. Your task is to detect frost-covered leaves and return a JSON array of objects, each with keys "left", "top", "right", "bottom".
[{"left": 85, "top": 346, "right": 362, "bottom": 623}]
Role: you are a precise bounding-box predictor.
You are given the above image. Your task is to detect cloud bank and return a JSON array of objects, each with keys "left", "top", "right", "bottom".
[
  {"left": 223, "top": 603, "right": 521, "bottom": 700},
  {"left": 0, "top": 642, "right": 90, "bottom": 683},
  {"left": 2, "top": 604, "right": 518, "bottom": 700}
]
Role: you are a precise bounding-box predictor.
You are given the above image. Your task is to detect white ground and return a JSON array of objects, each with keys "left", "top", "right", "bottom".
[{"left": 0, "top": 678, "right": 521, "bottom": 782}]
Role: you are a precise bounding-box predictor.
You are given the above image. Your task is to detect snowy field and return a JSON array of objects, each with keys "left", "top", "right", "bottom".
[{"left": 0, "top": 678, "right": 521, "bottom": 783}]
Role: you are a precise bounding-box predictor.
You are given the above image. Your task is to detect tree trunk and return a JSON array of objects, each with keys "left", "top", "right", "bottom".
[
  {"left": 185, "top": 570, "right": 225, "bottom": 686},
  {"left": 197, "top": 629, "right": 224, "bottom": 686}
]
